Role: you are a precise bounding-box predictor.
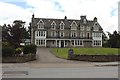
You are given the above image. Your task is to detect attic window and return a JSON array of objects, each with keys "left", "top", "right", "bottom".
[
  {"left": 60, "top": 23, "right": 64, "bottom": 30},
  {"left": 51, "top": 24, "right": 56, "bottom": 29},
  {"left": 51, "top": 21, "right": 56, "bottom": 29},
  {"left": 38, "top": 20, "right": 44, "bottom": 29},
  {"left": 71, "top": 21, "right": 77, "bottom": 30}
]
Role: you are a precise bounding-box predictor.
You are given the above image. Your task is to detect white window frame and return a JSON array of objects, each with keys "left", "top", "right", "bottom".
[
  {"left": 51, "top": 25, "right": 56, "bottom": 30},
  {"left": 37, "top": 19, "right": 44, "bottom": 29},
  {"left": 93, "top": 40, "right": 101, "bottom": 46},
  {"left": 51, "top": 21, "right": 56, "bottom": 30},
  {"left": 75, "top": 40, "right": 83, "bottom": 46},
  {"left": 71, "top": 21, "right": 77, "bottom": 30},
  {"left": 80, "top": 32, "right": 85, "bottom": 38},
  {"left": 60, "top": 21, "right": 65, "bottom": 30},
  {"left": 71, "top": 32, "right": 77, "bottom": 38},
  {"left": 60, "top": 32, "right": 64, "bottom": 37},
  {"left": 36, "top": 31, "right": 46, "bottom": 37},
  {"left": 51, "top": 31, "right": 56, "bottom": 37},
  {"left": 71, "top": 40, "right": 74, "bottom": 45},
  {"left": 93, "top": 33, "right": 101, "bottom": 38},
  {"left": 35, "top": 39, "right": 46, "bottom": 46}
]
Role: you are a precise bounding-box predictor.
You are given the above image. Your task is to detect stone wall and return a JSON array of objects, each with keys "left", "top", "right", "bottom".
[
  {"left": 68, "top": 54, "right": 120, "bottom": 62},
  {"left": 2, "top": 54, "right": 36, "bottom": 63}
]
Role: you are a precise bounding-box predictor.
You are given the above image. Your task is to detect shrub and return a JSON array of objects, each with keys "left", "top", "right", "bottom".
[
  {"left": 2, "top": 47, "right": 15, "bottom": 57},
  {"left": 2, "top": 42, "right": 10, "bottom": 47},
  {"left": 15, "top": 48, "right": 22, "bottom": 54},
  {"left": 23, "top": 44, "right": 37, "bottom": 54}
]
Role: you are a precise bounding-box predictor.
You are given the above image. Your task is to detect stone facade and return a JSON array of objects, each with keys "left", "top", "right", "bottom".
[{"left": 31, "top": 14, "right": 103, "bottom": 48}]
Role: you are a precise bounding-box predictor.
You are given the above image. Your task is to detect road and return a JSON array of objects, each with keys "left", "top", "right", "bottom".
[{"left": 2, "top": 66, "right": 118, "bottom": 78}]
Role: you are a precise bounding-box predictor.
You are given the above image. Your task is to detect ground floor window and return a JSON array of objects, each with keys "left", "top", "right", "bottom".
[
  {"left": 71, "top": 40, "right": 74, "bottom": 45},
  {"left": 93, "top": 40, "right": 101, "bottom": 46},
  {"left": 65, "top": 41, "right": 68, "bottom": 46},
  {"left": 75, "top": 40, "right": 83, "bottom": 46},
  {"left": 71, "top": 40, "right": 83, "bottom": 46},
  {"left": 36, "top": 39, "right": 46, "bottom": 46}
]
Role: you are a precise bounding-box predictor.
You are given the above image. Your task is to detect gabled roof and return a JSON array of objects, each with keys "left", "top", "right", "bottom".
[{"left": 33, "top": 17, "right": 99, "bottom": 29}]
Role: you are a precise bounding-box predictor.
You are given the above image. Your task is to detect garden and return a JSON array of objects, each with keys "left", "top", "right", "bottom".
[{"left": 2, "top": 42, "right": 37, "bottom": 63}]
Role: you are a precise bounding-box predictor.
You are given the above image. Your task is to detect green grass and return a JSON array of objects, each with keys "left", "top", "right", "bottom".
[{"left": 51, "top": 48, "right": 119, "bottom": 59}]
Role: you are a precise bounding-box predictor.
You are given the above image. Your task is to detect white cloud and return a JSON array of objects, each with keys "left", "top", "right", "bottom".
[
  {"left": 0, "top": 0, "right": 119, "bottom": 34},
  {"left": 0, "top": 2, "right": 31, "bottom": 26}
]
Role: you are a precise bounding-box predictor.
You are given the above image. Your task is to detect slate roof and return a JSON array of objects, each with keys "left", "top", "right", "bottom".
[{"left": 32, "top": 17, "right": 102, "bottom": 31}]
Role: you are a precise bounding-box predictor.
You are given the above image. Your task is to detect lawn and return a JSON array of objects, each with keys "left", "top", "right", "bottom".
[{"left": 51, "top": 48, "right": 119, "bottom": 59}]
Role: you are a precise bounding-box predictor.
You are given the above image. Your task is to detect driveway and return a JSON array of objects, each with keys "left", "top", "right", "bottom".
[
  {"left": 30, "top": 48, "right": 81, "bottom": 63},
  {"left": 26, "top": 48, "right": 95, "bottom": 67}
]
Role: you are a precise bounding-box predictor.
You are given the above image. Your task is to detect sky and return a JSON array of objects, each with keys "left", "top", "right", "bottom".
[{"left": 0, "top": 0, "right": 119, "bottom": 33}]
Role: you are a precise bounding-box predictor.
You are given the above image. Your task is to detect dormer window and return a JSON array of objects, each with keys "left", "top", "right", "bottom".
[
  {"left": 51, "top": 24, "right": 56, "bottom": 29},
  {"left": 51, "top": 21, "right": 56, "bottom": 29},
  {"left": 37, "top": 19, "right": 44, "bottom": 29},
  {"left": 71, "top": 21, "right": 77, "bottom": 30},
  {"left": 60, "top": 21, "right": 65, "bottom": 30}
]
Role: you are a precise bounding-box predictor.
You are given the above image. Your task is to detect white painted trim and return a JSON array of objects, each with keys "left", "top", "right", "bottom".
[
  {"left": 37, "top": 19, "right": 44, "bottom": 25},
  {"left": 51, "top": 31, "right": 56, "bottom": 37},
  {"left": 70, "top": 21, "right": 78, "bottom": 26},
  {"left": 59, "top": 40, "right": 61, "bottom": 47},
  {"left": 71, "top": 32, "right": 77, "bottom": 38},
  {"left": 51, "top": 21, "right": 56, "bottom": 25},
  {"left": 60, "top": 21, "right": 65, "bottom": 25},
  {"left": 35, "top": 31, "right": 46, "bottom": 39},
  {"left": 45, "top": 40, "right": 46, "bottom": 47},
  {"left": 60, "top": 21, "right": 65, "bottom": 30},
  {"left": 80, "top": 26, "right": 84, "bottom": 31},
  {"left": 60, "top": 32, "right": 64, "bottom": 37},
  {"left": 71, "top": 21, "right": 78, "bottom": 30},
  {"left": 63, "top": 40, "right": 65, "bottom": 47},
  {"left": 56, "top": 40, "right": 57, "bottom": 47}
]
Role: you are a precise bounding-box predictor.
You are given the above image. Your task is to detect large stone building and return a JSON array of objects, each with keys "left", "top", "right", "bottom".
[{"left": 31, "top": 14, "right": 103, "bottom": 47}]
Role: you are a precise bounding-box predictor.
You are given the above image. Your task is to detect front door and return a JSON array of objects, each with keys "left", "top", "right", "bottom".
[{"left": 61, "top": 40, "right": 64, "bottom": 47}]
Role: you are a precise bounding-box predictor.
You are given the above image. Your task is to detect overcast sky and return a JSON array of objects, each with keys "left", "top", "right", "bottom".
[{"left": 0, "top": 0, "right": 119, "bottom": 33}]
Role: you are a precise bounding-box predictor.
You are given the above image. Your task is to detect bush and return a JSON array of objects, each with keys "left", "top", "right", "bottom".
[
  {"left": 15, "top": 48, "right": 22, "bottom": 54},
  {"left": 2, "top": 42, "right": 10, "bottom": 47},
  {"left": 2, "top": 47, "right": 15, "bottom": 57},
  {"left": 23, "top": 44, "right": 37, "bottom": 54}
]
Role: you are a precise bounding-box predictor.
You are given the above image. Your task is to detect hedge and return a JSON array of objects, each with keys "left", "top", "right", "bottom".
[
  {"left": 23, "top": 44, "right": 37, "bottom": 54},
  {"left": 2, "top": 47, "right": 15, "bottom": 57}
]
